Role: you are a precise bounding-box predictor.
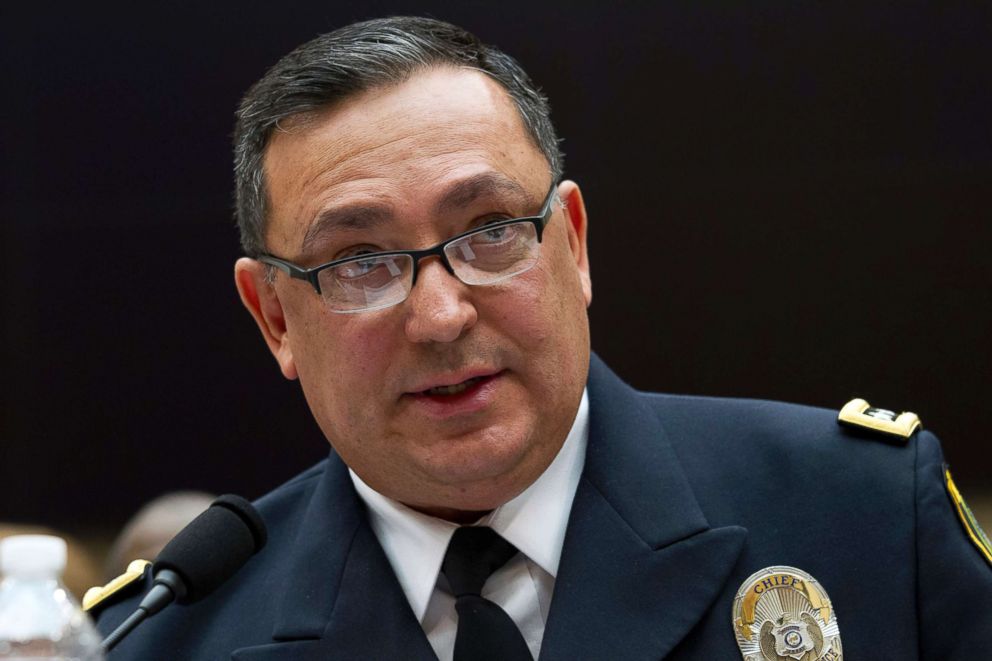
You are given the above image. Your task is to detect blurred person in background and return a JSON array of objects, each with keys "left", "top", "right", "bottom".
[{"left": 102, "top": 490, "right": 215, "bottom": 580}]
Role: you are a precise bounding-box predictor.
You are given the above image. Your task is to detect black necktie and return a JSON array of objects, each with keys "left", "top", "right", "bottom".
[{"left": 441, "top": 526, "right": 534, "bottom": 661}]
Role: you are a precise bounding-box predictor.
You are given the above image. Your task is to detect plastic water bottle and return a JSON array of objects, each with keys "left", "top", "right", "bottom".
[{"left": 0, "top": 535, "right": 103, "bottom": 660}]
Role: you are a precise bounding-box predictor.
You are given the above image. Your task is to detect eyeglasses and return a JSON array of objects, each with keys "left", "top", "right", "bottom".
[{"left": 258, "top": 183, "right": 559, "bottom": 313}]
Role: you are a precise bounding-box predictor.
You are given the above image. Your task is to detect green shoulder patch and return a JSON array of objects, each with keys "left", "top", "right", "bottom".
[
  {"left": 944, "top": 467, "right": 992, "bottom": 568},
  {"left": 82, "top": 559, "right": 151, "bottom": 615},
  {"left": 837, "top": 398, "right": 921, "bottom": 441}
]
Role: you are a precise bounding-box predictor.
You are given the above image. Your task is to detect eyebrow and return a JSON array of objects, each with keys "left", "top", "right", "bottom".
[
  {"left": 300, "top": 204, "right": 391, "bottom": 255},
  {"left": 299, "top": 172, "right": 534, "bottom": 255},
  {"left": 432, "top": 172, "right": 533, "bottom": 217}
]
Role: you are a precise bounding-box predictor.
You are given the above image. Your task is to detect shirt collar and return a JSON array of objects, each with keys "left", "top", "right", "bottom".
[{"left": 350, "top": 389, "right": 589, "bottom": 623}]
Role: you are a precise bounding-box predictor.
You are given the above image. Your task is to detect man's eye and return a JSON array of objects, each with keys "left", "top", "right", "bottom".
[
  {"left": 352, "top": 258, "right": 378, "bottom": 274},
  {"left": 482, "top": 226, "right": 509, "bottom": 241},
  {"left": 338, "top": 253, "right": 383, "bottom": 277},
  {"left": 472, "top": 223, "right": 522, "bottom": 245}
]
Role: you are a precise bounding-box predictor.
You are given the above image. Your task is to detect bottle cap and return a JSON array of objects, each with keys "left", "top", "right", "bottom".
[{"left": 0, "top": 534, "right": 67, "bottom": 577}]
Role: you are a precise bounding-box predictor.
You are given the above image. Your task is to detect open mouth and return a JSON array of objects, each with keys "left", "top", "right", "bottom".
[{"left": 405, "top": 371, "right": 503, "bottom": 417}]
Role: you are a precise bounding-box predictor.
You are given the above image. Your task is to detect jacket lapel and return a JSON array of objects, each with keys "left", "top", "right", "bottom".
[
  {"left": 231, "top": 453, "right": 436, "bottom": 660},
  {"left": 540, "top": 356, "right": 747, "bottom": 660}
]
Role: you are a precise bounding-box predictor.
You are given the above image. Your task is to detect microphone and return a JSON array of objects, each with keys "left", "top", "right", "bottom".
[{"left": 101, "top": 494, "right": 267, "bottom": 652}]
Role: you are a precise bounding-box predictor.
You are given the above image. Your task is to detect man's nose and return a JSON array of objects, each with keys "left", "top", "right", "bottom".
[{"left": 403, "top": 258, "right": 478, "bottom": 343}]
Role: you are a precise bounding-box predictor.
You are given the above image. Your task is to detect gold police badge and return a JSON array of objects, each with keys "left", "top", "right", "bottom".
[{"left": 732, "top": 566, "right": 842, "bottom": 661}]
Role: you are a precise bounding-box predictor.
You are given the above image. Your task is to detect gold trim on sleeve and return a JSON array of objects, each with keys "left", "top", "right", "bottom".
[{"left": 945, "top": 468, "right": 992, "bottom": 568}]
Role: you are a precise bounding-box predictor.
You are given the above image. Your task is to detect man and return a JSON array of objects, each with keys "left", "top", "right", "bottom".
[{"left": 93, "top": 16, "right": 991, "bottom": 659}]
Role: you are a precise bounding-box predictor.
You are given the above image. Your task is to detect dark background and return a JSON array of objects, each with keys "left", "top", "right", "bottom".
[{"left": 2, "top": 2, "right": 989, "bottom": 534}]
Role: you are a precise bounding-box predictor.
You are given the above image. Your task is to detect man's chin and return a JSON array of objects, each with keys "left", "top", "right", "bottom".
[
  {"left": 402, "top": 489, "right": 516, "bottom": 523},
  {"left": 401, "top": 446, "right": 549, "bottom": 519}
]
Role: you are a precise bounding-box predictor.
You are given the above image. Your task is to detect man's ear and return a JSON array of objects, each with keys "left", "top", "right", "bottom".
[
  {"left": 234, "top": 258, "right": 298, "bottom": 380},
  {"left": 557, "top": 180, "right": 592, "bottom": 306}
]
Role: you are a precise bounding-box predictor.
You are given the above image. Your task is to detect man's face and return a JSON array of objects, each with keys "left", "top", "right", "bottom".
[{"left": 235, "top": 67, "right": 592, "bottom": 520}]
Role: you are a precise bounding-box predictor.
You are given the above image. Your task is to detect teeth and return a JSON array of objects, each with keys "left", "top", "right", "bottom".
[{"left": 426, "top": 377, "right": 480, "bottom": 396}]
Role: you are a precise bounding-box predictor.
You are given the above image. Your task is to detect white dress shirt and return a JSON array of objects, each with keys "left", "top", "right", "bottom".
[{"left": 350, "top": 389, "right": 589, "bottom": 660}]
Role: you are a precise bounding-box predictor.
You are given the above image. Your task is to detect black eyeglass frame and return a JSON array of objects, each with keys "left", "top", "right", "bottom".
[{"left": 257, "top": 182, "right": 559, "bottom": 299}]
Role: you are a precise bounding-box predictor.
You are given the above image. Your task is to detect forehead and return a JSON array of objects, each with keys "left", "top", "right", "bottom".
[{"left": 261, "top": 67, "right": 548, "bottom": 253}]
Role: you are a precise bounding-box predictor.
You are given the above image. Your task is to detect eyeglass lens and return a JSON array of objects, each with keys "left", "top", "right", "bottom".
[{"left": 317, "top": 221, "right": 540, "bottom": 312}]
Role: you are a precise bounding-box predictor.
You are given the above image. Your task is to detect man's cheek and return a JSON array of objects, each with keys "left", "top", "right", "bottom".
[
  {"left": 500, "top": 270, "right": 563, "bottom": 343},
  {"left": 347, "top": 329, "right": 396, "bottom": 370}
]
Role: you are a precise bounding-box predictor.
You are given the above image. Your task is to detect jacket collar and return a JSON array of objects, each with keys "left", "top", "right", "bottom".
[
  {"left": 539, "top": 355, "right": 747, "bottom": 660},
  {"left": 232, "top": 354, "right": 746, "bottom": 660},
  {"left": 232, "top": 450, "right": 436, "bottom": 660}
]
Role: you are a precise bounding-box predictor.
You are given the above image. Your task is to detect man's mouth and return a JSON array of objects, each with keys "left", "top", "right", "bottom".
[
  {"left": 423, "top": 376, "right": 485, "bottom": 396},
  {"left": 404, "top": 371, "right": 503, "bottom": 418}
]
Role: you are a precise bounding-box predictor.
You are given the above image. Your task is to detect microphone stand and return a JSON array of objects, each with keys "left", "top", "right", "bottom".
[{"left": 101, "top": 569, "right": 186, "bottom": 652}]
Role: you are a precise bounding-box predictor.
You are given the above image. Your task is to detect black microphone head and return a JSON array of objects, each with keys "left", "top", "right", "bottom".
[
  {"left": 152, "top": 494, "right": 267, "bottom": 604},
  {"left": 210, "top": 494, "right": 267, "bottom": 550}
]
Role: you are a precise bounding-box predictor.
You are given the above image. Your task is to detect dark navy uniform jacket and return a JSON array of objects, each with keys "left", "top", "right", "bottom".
[{"left": 97, "top": 355, "right": 992, "bottom": 659}]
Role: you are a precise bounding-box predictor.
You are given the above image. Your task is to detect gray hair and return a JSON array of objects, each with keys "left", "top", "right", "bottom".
[{"left": 233, "top": 16, "right": 564, "bottom": 257}]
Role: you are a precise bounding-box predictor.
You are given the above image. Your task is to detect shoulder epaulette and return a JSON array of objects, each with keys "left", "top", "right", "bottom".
[
  {"left": 82, "top": 559, "right": 151, "bottom": 615},
  {"left": 837, "top": 398, "right": 921, "bottom": 442}
]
